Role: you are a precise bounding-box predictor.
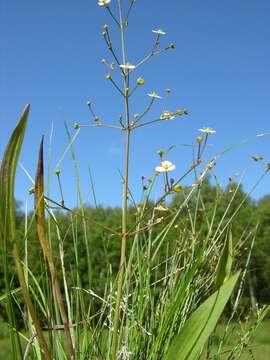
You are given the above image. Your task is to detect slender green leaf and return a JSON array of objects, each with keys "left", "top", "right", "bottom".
[
  {"left": 215, "top": 228, "right": 233, "bottom": 289},
  {"left": 0, "top": 105, "right": 30, "bottom": 358},
  {"left": 0, "top": 105, "right": 29, "bottom": 239},
  {"left": 35, "top": 137, "right": 75, "bottom": 358},
  {"left": 166, "top": 271, "right": 240, "bottom": 360},
  {"left": 0, "top": 105, "right": 52, "bottom": 360}
]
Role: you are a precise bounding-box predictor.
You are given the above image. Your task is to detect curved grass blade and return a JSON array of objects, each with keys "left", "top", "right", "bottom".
[
  {"left": 165, "top": 271, "right": 240, "bottom": 360},
  {"left": 35, "top": 137, "right": 76, "bottom": 359},
  {"left": 0, "top": 105, "right": 51, "bottom": 359}
]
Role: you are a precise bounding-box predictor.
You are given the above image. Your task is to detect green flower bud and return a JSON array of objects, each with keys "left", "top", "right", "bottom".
[
  {"left": 176, "top": 108, "right": 188, "bottom": 116},
  {"left": 137, "top": 77, "right": 145, "bottom": 86},
  {"left": 73, "top": 122, "right": 80, "bottom": 129},
  {"left": 173, "top": 184, "right": 182, "bottom": 192},
  {"left": 157, "top": 149, "right": 165, "bottom": 157},
  {"left": 196, "top": 136, "right": 203, "bottom": 143}
]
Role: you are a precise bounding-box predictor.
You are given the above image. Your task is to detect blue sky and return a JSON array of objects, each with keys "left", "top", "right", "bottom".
[{"left": 1, "top": 0, "right": 270, "bottom": 208}]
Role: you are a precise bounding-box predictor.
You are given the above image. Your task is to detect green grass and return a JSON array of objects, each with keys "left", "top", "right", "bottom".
[
  {"left": 235, "top": 321, "right": 270, "bottom": 359},
  {"left": 209, "top": 320, "right": 270, "bottom": 359},
  {"left": 0, "top": 320, "right": 269, "bottom": 359}
]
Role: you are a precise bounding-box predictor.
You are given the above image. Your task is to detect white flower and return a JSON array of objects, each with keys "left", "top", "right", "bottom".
[
  {"left": 98, "top": 0, "right": 111, "bottom": 6},
  {"left": 198, "top": 127, "right": 216, "bottom": 134},
  {"left": 152, "top": 29, "right": 166, "bottom": 35},
  {"left": 148, "top": 91, "right": 162, "bottom": 99},
  {"left": 120, "top": 63, "right": 135, "bottom": 70},
  {"left": 160, "top": 111, "right": 176, "bottom": 120},
  {"left": 155, "top": 160, "right": 176, "bottom": 173}
]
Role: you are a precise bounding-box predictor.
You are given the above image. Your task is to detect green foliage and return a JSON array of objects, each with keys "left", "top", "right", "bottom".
[
  {"left": 166, "top": 272, "right": 240, "bottom": 360},
  {"left": 0, "top": 106, "right": 29, "bottom": 358},
  {"left": 0, "top": 105, "right": 51, "bottom": 359}
]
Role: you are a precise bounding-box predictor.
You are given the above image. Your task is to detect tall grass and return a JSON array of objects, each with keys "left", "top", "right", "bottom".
[{"left": 0, "top": 1, "right": 269, "bottom": 359}]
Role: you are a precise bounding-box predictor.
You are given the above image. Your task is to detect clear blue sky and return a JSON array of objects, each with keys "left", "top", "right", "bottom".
[{"left": 1, "top": 0, "right": 270, "bottom": 208}]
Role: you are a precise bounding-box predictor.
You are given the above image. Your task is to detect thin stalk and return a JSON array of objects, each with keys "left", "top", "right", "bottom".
[
  {"left": 78, "top": 123, "right": 122, "bottom": 130},
  {"left": 106, "top": 6, "right": 120, "bottom": 27},
  {"left": 133, "top": 98, "right": 155, "bottom": 124},
  {"left": 112, "top": 129, "right": 131, "bottom": 359},
  {"left": 108, "top": 77, "right": 125, "bottom": 96},
  {"left": 111, "top": 1, "right": 130, "bottom": 358}
]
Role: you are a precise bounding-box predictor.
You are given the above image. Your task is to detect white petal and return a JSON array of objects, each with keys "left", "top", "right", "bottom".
[{"left": 155, "top": 166, "right": 166, "bottom": 172}]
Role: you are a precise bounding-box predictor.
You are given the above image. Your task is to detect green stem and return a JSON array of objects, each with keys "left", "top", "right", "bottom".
[
  {"left": 111, "top": 128, "right": 131, "bottom": 359},
  {"left": 111, "top": 1, "right": 130, "bottom": 358}
]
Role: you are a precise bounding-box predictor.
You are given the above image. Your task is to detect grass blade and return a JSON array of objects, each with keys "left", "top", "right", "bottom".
[
  {"left": 166, "top": 271, "right": 240, "bottom": 360},
  {"left": 35, "top": 136, "right": 76, "bottom": 359}
]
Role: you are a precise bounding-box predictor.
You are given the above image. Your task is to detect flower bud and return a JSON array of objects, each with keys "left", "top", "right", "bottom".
[
  {"left": 137, "top": 77, "right": 145, "bottom": 86},
  {"left": 73, "top": 122, "right": 80, "bottom": 129},
  {"left": 173, "top": 184, "right": 182, "bottom": 192},
  {"left": 196, "top": 136, "right": 203, "bottom": 143},
  {"left": 55, "top": 168, "right": 61, "bottom": 176},
  {"left": 157, "top": 149, "right": 165, "bottom": 157},
  {"left": 106, "top": 73, "right": 112, "bottom": 79},
  {"left": 176, "top": 109, "right": 188, "bottom": 116}
]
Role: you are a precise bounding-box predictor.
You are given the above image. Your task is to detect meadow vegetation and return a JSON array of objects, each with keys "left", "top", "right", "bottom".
[{"left": 0, "top": 0, "right": 269, "bottom": 359}]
